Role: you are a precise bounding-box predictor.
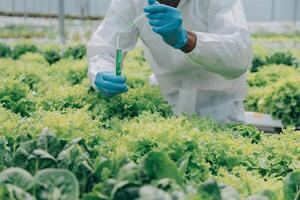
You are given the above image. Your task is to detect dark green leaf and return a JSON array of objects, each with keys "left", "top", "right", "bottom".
[
  {"left": 283, "top": 171, "right": 300, "bottom": 200},
  {"left": 198, "top": 178, "right": 221, "bottom": 200},
  {"left": 1, "top": 184, "right": 36, "bottom": 200},
  {"left": 94, "top": 159, "right": 113, "bottom": 181},
  {"left": 35, "top": 169, "right": 79, "bottom": 200},
  {"left": 0, "top": 167, "right": 34, "bottom": 190},
  {"left": 57, "top": 144, "right": 94, "bottom": 193},
  {"left": 43, "top": 50, "right": 61, "bottom": 65},
  {"left": 142, "top": 151, "right": 183, "bottom": 185},
  {"left": 26, "top": 149, "right": 57, "bottom": 173},
  {"left": 37, "top": 129, "right": 67, "bottom": 158},
  {"left": 12, "top": 140, "right": 37, "bottom": 168},
  {"left": 111, "top": 181, "right": 140, "bottom": 200},
  {"left": 117, "top": 163, "right": 140, "bottom": 183}
]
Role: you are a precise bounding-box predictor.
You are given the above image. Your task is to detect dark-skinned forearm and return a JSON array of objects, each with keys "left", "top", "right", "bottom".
[{"left": 180, "top": 30, "right": 197, "bottom": 53}]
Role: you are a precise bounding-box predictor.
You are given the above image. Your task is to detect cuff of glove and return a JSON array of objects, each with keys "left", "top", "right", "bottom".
[{"left": 174, "top": 29, "right": 188, "bottom": 49}]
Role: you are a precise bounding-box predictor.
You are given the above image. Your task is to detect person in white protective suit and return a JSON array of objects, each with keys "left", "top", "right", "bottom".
[{"left": 87, "top": 0, "right": 253, "bottom": 123}]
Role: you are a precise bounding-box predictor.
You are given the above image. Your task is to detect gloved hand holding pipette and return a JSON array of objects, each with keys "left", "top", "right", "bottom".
[{"left": 144, "top": 0, "right": 188, "bottom": 49}]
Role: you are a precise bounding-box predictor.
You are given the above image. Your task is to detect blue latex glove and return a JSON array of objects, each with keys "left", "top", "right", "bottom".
[
  {"left": 144, "top": 0, "right": 188, "bottom": 49},
  {"left": 94, "top": 72, "right": 128, "bottom": 97}
]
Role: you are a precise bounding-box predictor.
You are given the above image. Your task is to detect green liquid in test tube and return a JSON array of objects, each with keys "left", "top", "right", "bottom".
[{"left": 116, "top": 49, "right": 122, "bottom": 76}]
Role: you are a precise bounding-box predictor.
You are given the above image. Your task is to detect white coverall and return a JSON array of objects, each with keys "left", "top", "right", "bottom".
[{"left": 87, "top": 0, "right": 253, "bottom": 122}]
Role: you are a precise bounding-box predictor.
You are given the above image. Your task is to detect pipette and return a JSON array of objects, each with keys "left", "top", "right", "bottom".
[
  {"left": 123, "top": 13, "right": 146, "bottom": 35},
  {"left": 116, "top": 12, "right": 147, "bottom": 49},
  {"left": 115, "top": 13, "right": 147, "bottom": 76}
]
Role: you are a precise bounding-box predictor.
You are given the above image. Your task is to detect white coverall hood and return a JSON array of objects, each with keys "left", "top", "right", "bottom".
[{"left": 87, "top": 0, "right": 253, "bottom": 123}]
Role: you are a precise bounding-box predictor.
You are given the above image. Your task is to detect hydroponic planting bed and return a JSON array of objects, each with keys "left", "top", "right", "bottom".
[{"left": 0, "top": 42, "right": 299, "bottom": 200}]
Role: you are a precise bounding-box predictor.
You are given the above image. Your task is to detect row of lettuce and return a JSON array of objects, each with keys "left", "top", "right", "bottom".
[
  {"left": 1, "top": 24, "right": 300, "bottom": 42},
  {"left": 0, "top": 42, "right": 299, "bottom": 127},
  {"left": 0, "top": 42, "right": 86, "bottom": 64},
  {"left": 245, "top": 64, "right": 300, "bottom": 126},
  {"left": 0, "top": 120, "right": 299, "bottom": 200},
  {"left": 245, "top": 49, "right": 300, "bottom": 126},
  {"left": 1, "top": 42, "right": 298, "bottom": 70}
]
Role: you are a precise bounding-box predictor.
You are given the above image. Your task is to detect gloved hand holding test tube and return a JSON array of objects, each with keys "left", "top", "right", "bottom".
[{"left": 115, "top": 0, "right": 161, "bottom": 76}]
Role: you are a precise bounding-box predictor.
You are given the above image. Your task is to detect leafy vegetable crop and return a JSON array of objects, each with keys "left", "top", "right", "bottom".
[
  {"left": 251, "top": 55, "right": 266, "bottom": 73},
  {"left": 1, "top": 43, "right": 85, "bottom": 62},
  {"left": 263, "top": 78, "right": 300, "bottom": 126},
  {"left": 265, "top": 52, "right": 298, "bottom": 68},
  {"left": 0, "top": 43, "right": 299, "bottom": 200},
  {"left": 250, "top": 51, "right": 299, "bottom": 73},
  {"left": 0, "top": 79, "right": 35, "bottom": 117},
  {"left": 12, "top": 44, "right": 39, "bottom": 60},
  {"left": 63, "top": 44, "right": 87, "bottom": 60},
  {"left": 0, "top": 42, "right": 11, "bottom": 58},
  {"left": 44, "top": 50, "right": 61, "bottom": 65},
  {"left": 0, "top": 130, "right": 299, "bottom": 200},
  {"left": 246, "top": 63, "right": 300, "bottom": 126},
  {"left": 87, "top": 85, "right": 173, "bottom": 122}
]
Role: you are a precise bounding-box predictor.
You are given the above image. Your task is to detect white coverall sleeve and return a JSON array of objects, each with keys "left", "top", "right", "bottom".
[
  {"left": 187, "top": 0, "right": 252, "bottom": 80},
  {"left": 87, "top": 0, "right": 139, "bottom": 87}
]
